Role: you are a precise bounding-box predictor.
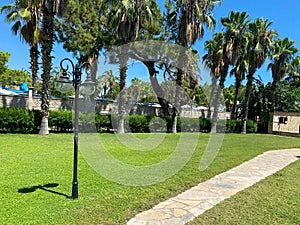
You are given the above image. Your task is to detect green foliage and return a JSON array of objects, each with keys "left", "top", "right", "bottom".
[
  {"left": 0, "top": 68, "right": 32, "bottom": 86},
  {"left": 0, "top": 51, "right": 10, "bottom": 75},
  {"left": 0, "top": 108, "right": 40, "bottom": 133},
  {"left": 95, "top": 114, "right": 112, "bottom": 133},
  {"left": 226, "top": 119, "right": 257, "bottom": 133},
  {"left": 199, "top": 117, "right": 212, "bottom": 132},
  {"left": 49, "top": 110, "right": 72, "bottom": 132},
  {"left": 128, "top": 114, "right": 150, "bottom": 133}
]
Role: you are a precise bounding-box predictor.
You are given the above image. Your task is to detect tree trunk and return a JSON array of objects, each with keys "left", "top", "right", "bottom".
[
  {"left": 241, "top": 73, "right": 254, "bottom": 134},
  {"left": 143, "top": 61, "right": 171, "bottom": 116},
  {"left": 39, "top": 8, "right": 54, "bottom": 135},
  {"left": 207, "top": 74, "right": 217, "bottom": 119},
  {"left": 270, "top": 81, "right": 276, "bottom": 112},
  {"left": 230, "top": 79, "right": 241, "bottom": 120},
  {"left": 117, "top": 54, "right": 128, "bottom": 134},
  {"left": 211, "top": 65, "right": 228, "bottom": 133},
  {"left": 30, "top": 43, "right": 39, "bottom": 96}
]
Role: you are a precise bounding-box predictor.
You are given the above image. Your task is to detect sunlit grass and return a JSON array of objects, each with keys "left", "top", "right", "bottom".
[{"left": 1, "top": 133, "right": 300, "bottom": 224}]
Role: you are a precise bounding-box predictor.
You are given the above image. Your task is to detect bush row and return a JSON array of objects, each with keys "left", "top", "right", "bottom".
[{"left": 0, "top": 108, "right": 257, "bottom": 134}]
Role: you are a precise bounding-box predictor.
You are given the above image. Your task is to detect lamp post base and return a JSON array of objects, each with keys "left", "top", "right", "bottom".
[{"left": 72, "top": 181, "right": 78, "bottom": 199}]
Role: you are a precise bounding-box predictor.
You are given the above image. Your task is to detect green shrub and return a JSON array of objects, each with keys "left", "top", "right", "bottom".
[
  {"left": 225, "top": 119, "right": 257, "bottom": 133},
  {"left": 199, "top": 117, "right": 212, "bottom": 132},
  {"left": 95, "top": 114, "right": 112, "bottom": 133},
  {"left": 49, "top": 110, "right": 72, "bottom": 132},
  {"left": 0, "top": 107, "right": 40, "bottom": 133},
  {"left": 128, "top": 114, "right": 150, "bottom": 133},
  {"left": 246, "top": 119, "right": 258, "bottom": 133}
]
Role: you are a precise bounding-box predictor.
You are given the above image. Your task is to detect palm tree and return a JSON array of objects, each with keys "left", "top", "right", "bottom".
[
  {"left": 97, "top": 70, "right": 118, "bottom": 98},
  {"left": 39, "top": 0, "right": 68, "bottom": 135},
  {"left": 268, "top": 37, "right": 298, "bottom": 111},
  {"left": 0, "top": 1, "right": 41, "bottom": 95},
  {"left": 286, "top": 55, "right": 300, "bottom": 84},
  {"left": 108, "top": 0, "right": 160, "bottom": 134},
  {"left": 241, "top": 18, "right": 277, "bottom": 134},
  {"left": 203, "top": 32, "right": 228, "bottom": 132},
  {"left": 172, "top": 0, "right": 221, "bottom": 133},
  {"left": 220, "top": 11, "right": 250, "bottom": 120}
]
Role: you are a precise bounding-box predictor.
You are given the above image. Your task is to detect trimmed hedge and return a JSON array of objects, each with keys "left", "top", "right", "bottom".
[
  {"left": 0, "top": 108, "right": 258, "bottom": 134},
  {"left": 0, "top": 108, "right": 41, "bottom": 133}
]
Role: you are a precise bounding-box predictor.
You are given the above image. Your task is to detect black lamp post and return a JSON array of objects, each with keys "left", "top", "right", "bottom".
[{"left": 56, "top": 58, "right": 96, "bottom": 199}]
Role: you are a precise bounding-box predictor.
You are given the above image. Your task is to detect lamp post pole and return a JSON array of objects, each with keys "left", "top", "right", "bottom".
[
  {"left": 72, "top": 64, "right": 80, "bottom": 199},
  {"left": 58, "top": 58, "right": 95, "bottom": 199}
]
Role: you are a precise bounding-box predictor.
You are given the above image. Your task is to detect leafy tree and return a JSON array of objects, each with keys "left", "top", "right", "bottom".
[
  {"left": 0, "top": 51, "right": 10, "bottom": 76},
  {"left": 0, "top": 69, "right": 32, "bottom": 86}
]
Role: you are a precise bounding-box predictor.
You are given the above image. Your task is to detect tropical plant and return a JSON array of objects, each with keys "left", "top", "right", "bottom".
[
  {"left": 268, "top": 37, "right": 298, "bottom": 111},
  {"left": 221, "top": 11, "right": 251, "bottom": 120},
  {"left": 241, "top": 18, "right": 277, "bottom": 134},
  {"left": 97, "top": 70, "right": 119, "bottom": 99},
  {"left": 0, "top": 1, "right": 41, "bottom": 94},
  {"left": 39, "top": 0, "right": 68, "bottom": 135},
  {"left": 286, "top": 55, "right": 300, "bottom": 84},
  {"left": 168, "top": 0, "right": 222, "bottom": 133}
]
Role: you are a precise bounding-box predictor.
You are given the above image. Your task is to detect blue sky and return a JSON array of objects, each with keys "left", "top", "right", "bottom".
[{"left": 0, "top": 0, "right": 300, "bottom": 86}]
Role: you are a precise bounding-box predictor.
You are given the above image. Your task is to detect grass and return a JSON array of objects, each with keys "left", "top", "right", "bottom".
[
  {"left": 188, "top": 159, "right": 300, "bottom": 225},
  {"left": 1, "top": 133, "right": 300, "bottom": 224}
]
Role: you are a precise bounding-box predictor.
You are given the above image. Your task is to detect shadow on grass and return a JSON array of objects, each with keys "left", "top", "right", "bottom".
[{"left": 18, "top": 183, "right": 71, "bottom": 199}]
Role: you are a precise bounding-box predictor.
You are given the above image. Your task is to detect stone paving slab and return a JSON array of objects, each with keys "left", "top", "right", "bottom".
[{"left": 127, "top": 149, "right": 300, "bottom": 225}]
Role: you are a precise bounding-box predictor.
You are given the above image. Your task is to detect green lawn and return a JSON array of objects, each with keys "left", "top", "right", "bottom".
[
  {"left": 188, "top": 158, "right": 300, "bottom": 225},
  {"left": 1, "top": 133, "right": 300, "bottom": 224}
]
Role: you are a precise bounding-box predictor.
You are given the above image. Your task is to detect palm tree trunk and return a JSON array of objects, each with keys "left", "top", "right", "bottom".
[
  {"left": 241, "top": 73, "right": 254, "bottom": 134},
  {"left": 211, "top": 74, "right": 226, "bottom": 133},
  {"left": 29, "top": 43, "right": 39, "bottom": 96},
  {"left": 207, "top": 74, "right": 217, "bottom": 119},
  {"left": 39, "top": 8, "right": 54, "bottom": 135},
  {"left": 231, "top": 79, "right": 241, "bottom": 120}
]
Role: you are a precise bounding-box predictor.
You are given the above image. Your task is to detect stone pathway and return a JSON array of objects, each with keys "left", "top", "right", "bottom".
[{"left": 127, "top": 148, "right": 300, "bottom": 225}]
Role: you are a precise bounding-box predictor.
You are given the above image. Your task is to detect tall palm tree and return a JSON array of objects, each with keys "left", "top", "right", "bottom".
[
  {"left": 241, "top": 18, "right": 277, "bottom": 134},
  {"left": 268, "top": 37, "right": 298, "bottom": 111},
  {"left": 0, "top": 1, "right": 41, "bottom": 95},
  {"left": 221, "top": 11, "right": 250, "bottom": 120},
  {"left": 39, "top": 0, "right": 68, "bottom": 135},
  {"left": 172, "top": 0, "right": 221, "bottom": 133},
  {"left": 108, "top": 0, "right": 160, "bottom": 134},
  {"left": 203, "top": 32, "right": 228, "bottom": 132}
]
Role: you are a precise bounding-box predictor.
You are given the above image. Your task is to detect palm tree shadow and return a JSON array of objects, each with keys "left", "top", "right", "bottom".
[{"left": 18, "top": 183, "right": 71, "bottom": 199}]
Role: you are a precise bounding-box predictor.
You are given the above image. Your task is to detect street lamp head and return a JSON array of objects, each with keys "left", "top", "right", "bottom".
[
  {"left": 81, "top": 68, "right": 96, "bottom": 96},
  {"left": 55, "top": 70, "right": 74, "bottom": 94}
]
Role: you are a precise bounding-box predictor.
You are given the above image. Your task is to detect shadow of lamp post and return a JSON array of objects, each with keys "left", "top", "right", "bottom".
[{"left": 55, "top": 58, "right": 96, "bottom": 199}]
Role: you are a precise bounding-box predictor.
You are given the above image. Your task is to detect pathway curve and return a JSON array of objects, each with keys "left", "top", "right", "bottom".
[{"left": 127, "top": 148, "right": 300, "bottom": 225}]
